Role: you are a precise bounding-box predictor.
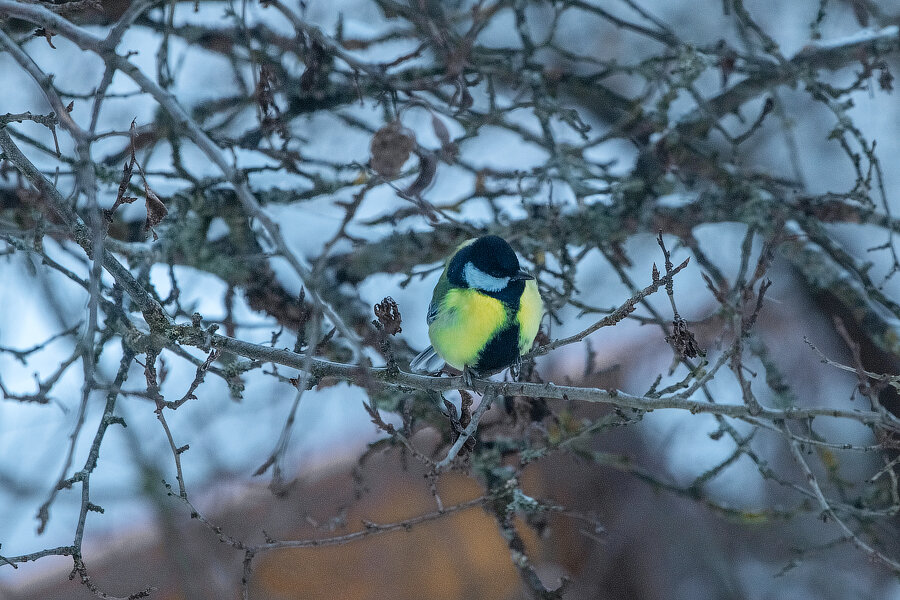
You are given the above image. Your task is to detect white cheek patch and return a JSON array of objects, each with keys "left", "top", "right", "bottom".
[{"left": 464, "top": 262, "right": 509, "bottom": 292}]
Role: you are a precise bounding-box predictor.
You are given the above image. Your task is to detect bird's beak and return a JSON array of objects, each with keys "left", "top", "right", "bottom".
[{"left": 511, "top": 269, "right": 534, "bottom": 282}]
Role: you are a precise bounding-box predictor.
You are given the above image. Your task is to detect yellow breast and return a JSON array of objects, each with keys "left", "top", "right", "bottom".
[
  {"left": 429, "top": 288, "right": 506, "bottom": 370},
  {"left": 517, "top": 279, "right": 543, "bottom": 354}
]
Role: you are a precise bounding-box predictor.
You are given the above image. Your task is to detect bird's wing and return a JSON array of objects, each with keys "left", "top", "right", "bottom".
[
  {"left": 409, "top": 345, "right": 445, "bottom": 373},
  {"left": 426, "top": 263, "right": 452, "bottom": 325},
  {"left": 426, "top": 299, "right": 439, "bottom": 324}
]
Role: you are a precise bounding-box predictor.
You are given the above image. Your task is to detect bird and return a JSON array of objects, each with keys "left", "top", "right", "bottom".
[{"left": 409, "top": 235, "right": 543, "bottom": 379}]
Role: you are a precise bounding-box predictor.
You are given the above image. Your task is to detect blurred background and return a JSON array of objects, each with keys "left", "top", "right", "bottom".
[{"left": 2, "top": 0, "right": 900, "bottom": 598}]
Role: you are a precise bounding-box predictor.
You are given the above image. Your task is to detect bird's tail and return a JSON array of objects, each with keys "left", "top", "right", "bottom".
[{"left": 409, "top": 345, "right": 446, "bottom": 374}]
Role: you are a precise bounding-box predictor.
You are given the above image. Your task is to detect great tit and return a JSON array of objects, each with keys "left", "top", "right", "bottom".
[{"left": 410, "top": 235, "right": 544, "bottom": 376}]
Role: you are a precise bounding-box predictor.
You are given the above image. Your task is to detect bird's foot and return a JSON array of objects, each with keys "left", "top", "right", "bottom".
[
  {"left": 462, "top": 365, "right": 480, "bottom": 389},
  {"left": 510, "top": 357, "right": 522, "bottom": 380}
]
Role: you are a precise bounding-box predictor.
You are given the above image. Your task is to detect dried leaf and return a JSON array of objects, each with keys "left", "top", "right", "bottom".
[
  {"left": 431, "top": 114, "right": 450, "bottom": 147},
  {"left": 458, "top": 389, "right": 473, "bottom": 428},
  {"left": 458, "top": 86, "right": 473, "bottom": 109},
  {"left": 370, "top": 121, "right": 416, "bottom": 177},
  {"left": 373, "top": 296, "right": 402, "bottom": 335},
  {"left": 255, "top": 64, "right": 279, "bottom": 117},
  {"left": 879, "top": 65, "right": 894, "bottom": 92},
  {"left": 432, "top": 114, "right": 458, "bottom": 160},
  {"left": 299, "top": 39, "right": 327, "bottom": 92},
  {"left": 405, "top": 152, "right": 436, "bottom": 197},
  {"left": 352, "top": 170, "right": 368, "bottom": 185},
  {"left": 715, "top": 41, "right": 737, "bottom": 88},
  {"left": 144, "top": 184, "right": 168, "bottom": 240},
  {"left": 255, "top": 64, "right": 288, "bottom": 137},
  {"left": 666, "top": 318, "right": 705, "bottom": 359},
  {"left": 34, "top": 28, "right": 56, "bottom": 49}
]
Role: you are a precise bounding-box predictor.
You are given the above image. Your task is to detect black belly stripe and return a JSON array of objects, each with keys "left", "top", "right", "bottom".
[
  {"left": 475, "top": 321, "right": 520, "bottom": 371},
  {"left": 488, "top": 280, "right": 525, "bottom": 310}
]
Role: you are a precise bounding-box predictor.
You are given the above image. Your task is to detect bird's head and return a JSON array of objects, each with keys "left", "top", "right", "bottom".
[{"left": 448, "top": 235, "right": 534, "bottom": 294}]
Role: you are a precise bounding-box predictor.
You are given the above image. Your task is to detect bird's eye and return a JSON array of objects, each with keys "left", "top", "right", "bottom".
[{"left": 464, "top": 262, "right": 510, "bottom": 292}]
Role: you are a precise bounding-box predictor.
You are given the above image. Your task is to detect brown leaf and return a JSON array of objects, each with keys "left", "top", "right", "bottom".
[
  {"left": 144, "top": 184, "right": 168, "bottom": 240},
  {"left": 666, "top": 318, "right": 705, "bottom": 359},
  {"left": 299, "top": 39, "right": 327, "bottom": 92},
  {"left": 431, "top": 114, "right": 458, "bottom": 160},
  {"left": 458, "top": 86, "right": 473, "bottom": 109},
  {"left": 255, "top": 65, "right": 288, "bottom": 138},
  {"left": 255, "top": 64, "right": 279, "bottom": 117},
  {"left": 34, "top": 28, "right": 56, "bottom": 49},
  {"left": 715, "top": 40, "right": 737, "bottom": 88},
  {"left": 370, "top": 121, "right": 415, "bottom": 177},
  {"left": 373, "top": 296, "right": 402, "bottom": 335},
  {"left": 458, "top": 389, "right": 473, "bottom": 429},
  {"left": 405, "top": 152, "right": 436, "bottom": 197},
  {"left": 431, "top": 114, "right": 450, "bottom": 146},
  {"left": 315, "top": 376, "right": 341, "bottom": 390},
  {"left": 879, "top": 65, "right": 894, "bottom": 92}
]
